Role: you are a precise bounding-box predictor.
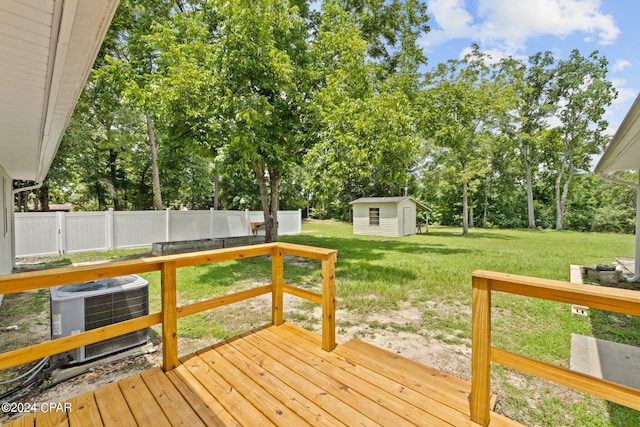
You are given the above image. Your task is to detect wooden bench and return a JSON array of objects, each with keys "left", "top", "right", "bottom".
[{"left": 250, "top": 222, "right": 265, "bottom": 236}]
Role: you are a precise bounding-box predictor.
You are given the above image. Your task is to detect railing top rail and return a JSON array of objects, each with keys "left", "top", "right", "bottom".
[
  {"left": 277, "top": 242, "right": 338, "bottom": 260},
  {"left": 1, "top": 243, "right": 336, "bottom": 295},
  {"left": 472, "top": 270, "right": 640, "bottom": 316}
]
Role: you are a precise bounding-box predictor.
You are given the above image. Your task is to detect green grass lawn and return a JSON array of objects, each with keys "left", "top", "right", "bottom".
[{"left": 17, "top": 220, "right": 639, "bottom": 426}]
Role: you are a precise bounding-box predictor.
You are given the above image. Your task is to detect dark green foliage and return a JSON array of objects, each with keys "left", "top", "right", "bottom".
[{"left": 39, "top": 2, "right": 632, "bottom": 235}]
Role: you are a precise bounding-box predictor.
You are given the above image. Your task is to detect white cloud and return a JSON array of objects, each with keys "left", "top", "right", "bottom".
[
  {"left": 610, "top": 79, "right": 637, "bottom": 106},
  {"left": 612, "top": 59, "right": 631, "bottom": 72},
  {"left": 423, "top": 0, "right": 620, "bottom": 52},
  {"left": 425, "top": 0, "right": 477, "bottom": 46}
]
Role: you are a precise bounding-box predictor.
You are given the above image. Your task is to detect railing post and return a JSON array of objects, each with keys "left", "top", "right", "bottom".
[
  {"left": 272, "top": 245, "right": 284, "bottom": 326},
  {"left": 161, "top": 261, "right": 179, "bottom": 371},
  {"left": 471, "top": 274, "right": 492, "bottom": 426},
  {"left": 321, "top": 252, "right": 337, "bottom": 351}
]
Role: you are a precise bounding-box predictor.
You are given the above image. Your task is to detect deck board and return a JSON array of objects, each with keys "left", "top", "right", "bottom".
[
  {"left": 227, "top": 334, "right": 374, "bottom": 426},
  {"left": 66, "top": 391, "right": 102, "bottom": 427},
  {"left": 260, "top": 327, "right": 446, "bottom": 426},
  {"left": 140, "top": 368, "right": 205, "bottom": 426},
  {"left": 197, "top": 346, "right": 309, "bottom": 426},
  {"left": 180, "top": 352, "right": 276, "bottom": 426},
  {"left": 3, "top": 414, "right": 34, "bottom": 427},
  {"left": 242, "top": 328, "right": 412, "bottom": 426},
  {"left": 118, "top": 374, "right": 171, "bottom": 427},
  {"left": 165, "top": 367, "right": 234, "bottom": 427},
  {"left": 273, "top": 325, "right": 478, "bottom": 426},
  {"left": 1, "top": 323, "right": 523, "bottom": 427},
  {"left": 215, "top": 339, "right": 346, "bottom": 426},
  {"left": 93, "top": 382, "right": 137, "bottom": 427}
]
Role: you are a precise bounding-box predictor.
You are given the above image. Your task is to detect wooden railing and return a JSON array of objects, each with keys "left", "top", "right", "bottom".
[
  {"left": 0, "top": 242, "right": 337, "bottom": 373},
  {"left": 470, "top": 270, "right": 640, "bottom": 426}
]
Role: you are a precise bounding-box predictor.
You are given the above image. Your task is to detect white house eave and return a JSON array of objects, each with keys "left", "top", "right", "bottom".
[
  {"left": 595, "top": 92, "right": 640, "bottom": 175},
  {"left": 0, "top": 0, "right": 120, "bottom": 183}
]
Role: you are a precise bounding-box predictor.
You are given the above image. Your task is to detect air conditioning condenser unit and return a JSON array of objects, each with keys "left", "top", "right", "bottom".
[{"left": 50, "top": 274, "right": 149, "bottom": 365}]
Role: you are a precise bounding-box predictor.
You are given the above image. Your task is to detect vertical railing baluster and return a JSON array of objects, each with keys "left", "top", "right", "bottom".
[
  {"left": 470, "top": 274, "right": 492, "bottom": 426},
  {"left": 321, "top": 252, "right": 337, "bottom": 351},
  {"left": 272, "top": 245, "right": 284, "bottom": 326},
  {"left": 161, "top": 261, "right": 179, "bottom": 371}
]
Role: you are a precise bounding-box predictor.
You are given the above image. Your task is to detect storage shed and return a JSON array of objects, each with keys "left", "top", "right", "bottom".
[{"left": 349, "top": 196, "right": 430, "bottom": 237}]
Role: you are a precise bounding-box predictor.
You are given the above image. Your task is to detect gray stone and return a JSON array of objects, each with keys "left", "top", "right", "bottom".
[
  {"left": 598, "top": 270, "right": 621, "bottom": 285},
  {"left": 586, "top": 268, "right": 600, "bottom": 280}
]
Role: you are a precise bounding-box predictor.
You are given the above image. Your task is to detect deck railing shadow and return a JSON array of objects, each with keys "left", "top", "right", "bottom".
[
  {"left": 470, "top": 270, "right": 640, "bottom": 426},
  {"left": 0, "top": 243, "right": 337, "bottom": 374}
]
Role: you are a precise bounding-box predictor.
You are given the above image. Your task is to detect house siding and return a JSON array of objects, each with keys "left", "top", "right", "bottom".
[
  {"left": 353, "top": 203, "right": 399, "bottom": 237},
  {"left": 0, "top": 165, "right": 11, "bottom": 276}
]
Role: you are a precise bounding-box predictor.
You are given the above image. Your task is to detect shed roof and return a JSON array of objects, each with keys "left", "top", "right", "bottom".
[
  {"left": 349, "top": 196, "right": 430, "bottom": 211},
  {"left": 0, "top": 0, "right": 119, "bottom": 182}
]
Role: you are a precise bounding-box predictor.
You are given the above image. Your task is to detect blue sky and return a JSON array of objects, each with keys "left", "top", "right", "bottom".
[{"left": 420, "top": 0, "right": 640, "bottom": 135}]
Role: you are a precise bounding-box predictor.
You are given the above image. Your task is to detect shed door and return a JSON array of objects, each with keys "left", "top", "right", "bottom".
[{"left": 403, "top": 207, "right": 413, "bottom": 235}]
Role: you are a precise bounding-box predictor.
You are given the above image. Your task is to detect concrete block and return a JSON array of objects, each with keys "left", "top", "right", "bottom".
[
  {"left": 151, "top": 236, "right": 266, "bottom": 256},
  {"left": 152, "top": 238, "right": 223, "bottom": 256},
  {"left": 223, "top": 235, "right": 266, "bottom": 248}
]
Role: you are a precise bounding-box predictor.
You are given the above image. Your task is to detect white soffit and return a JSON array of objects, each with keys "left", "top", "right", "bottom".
[
  {"left": 0, "top": 0, "right": 119, "bottom": 182},
  {"left": 595, "top": 92, "right": 640, "bottom": 174}
]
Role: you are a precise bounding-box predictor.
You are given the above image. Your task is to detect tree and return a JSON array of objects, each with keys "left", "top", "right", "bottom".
[
  {"left": 421, "top": 48, "right": 512, "bottom": 235},
  {"left": 552, "top": 50, "right": 616, "bottom": 230},
  {"left": 103, "top": 0, "right": 176, "bottom": 210},
  {"left": 499, "top": 52, "right": 557, "bottom": 229},
  {"left": 203, "top": 0, "right": 313, "bottom": 242},
  {"left": 303, "top": 0, "right": 428, "bottom": 219}
]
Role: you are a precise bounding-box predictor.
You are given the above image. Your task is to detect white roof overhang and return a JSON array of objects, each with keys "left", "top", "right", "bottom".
[
  {"left": 0, "top": 0, "right": 120, "bottom": 183},
  {"left": 595, "top": 93, "right": 640, "bottom": 175}
]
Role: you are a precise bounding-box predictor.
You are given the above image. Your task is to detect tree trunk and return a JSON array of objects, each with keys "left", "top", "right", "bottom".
[
  {"left": 108, "top": 148, "right": 120, "bottom": 211},
  {"left": 213, "top": 162, "right": 220, "bottom": 210},
  {"left": 555, "top": 143, "right": 574, "bottom": 231},
  {"left": 483, "top": 182, "right": 489, "bottom": 227},
  {"left": 469, "top": 200, "right": 474, "bottom": 228},
  {"left": 38, "top": 184, "right": 49, "bottom": 212},
  {"left": 462, "top": 181, "right": 469, "bottom": 236},
  {"left": 524, "top": 144, "right": 536, "bottom": 229},
  {"left": 145, "top": 113, "right": 163, "bottom": 210},
  {"left": 267, "top": 169, "right": 280, "bottom": 242},
  {"left": 253, "top": 162, "right": 280, "bottom": 243},
  {"left": 556, "top": 160, "right": 574, "bottom": 231}
]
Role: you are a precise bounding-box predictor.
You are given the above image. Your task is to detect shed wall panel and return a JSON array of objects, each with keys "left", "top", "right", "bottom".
[{"left": 353, "top": 203, "right": 399, "bottom": 237}]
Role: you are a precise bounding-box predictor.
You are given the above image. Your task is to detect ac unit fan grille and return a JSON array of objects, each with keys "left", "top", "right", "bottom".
[{"left": 84, "top": 288, "right": 149, "bottom": 359}]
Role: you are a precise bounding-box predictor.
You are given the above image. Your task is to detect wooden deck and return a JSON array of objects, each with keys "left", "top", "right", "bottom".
[{"left": 3, "top": 323, "right": 520, "bottom": 427}]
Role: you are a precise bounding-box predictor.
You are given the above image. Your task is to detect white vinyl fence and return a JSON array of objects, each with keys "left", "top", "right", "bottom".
[{"left": 15, "top": 209, "right": 302, "bottom": 257}]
